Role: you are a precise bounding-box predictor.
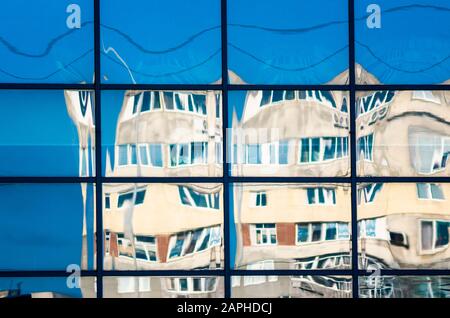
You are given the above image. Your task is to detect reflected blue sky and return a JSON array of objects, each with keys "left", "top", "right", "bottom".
[
  {"left": 228, "top": 0, "right": 348, "bottom": 84},
  {"left": 0, "top": 0, "right": 93, "bottom": 83},
  {"left": 0, "top": 184, "right": 95, "bottom": 271},
  {"left": 0, "top": 90, "right": 81, "bottom": 176},
  {"left": 0, "top": 1, "right": 448, "bottom": 84},
  {"left": 0, "top": 277, "right": 85, "bottom": 298},
  {"left": 356, "top": 0, "right": 450, "bottom": 84}
]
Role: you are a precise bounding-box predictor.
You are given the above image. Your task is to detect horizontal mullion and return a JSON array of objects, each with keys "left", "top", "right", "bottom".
[
  {"left": 355, "top": 84, "right": 450, "bottom": 91},
  {"left": 231, "top": 269, "right": 353, "bottom": 276},
  {"left": 229, "top": 177, "right": 351, "bottom": 183},
  {"left": 100, "top": 84, "right": 223, "bottom": 91},
  {"left": 228, "top": 84, "right": 349, "bottom": 91},
  {"left": 0, "top": 177, "right": 96, "bottom": 183},
  {"left": 102, "top": 177, "right": 224, "bottom": 183},
  {"left": 0, "top": 270, "right": 97, "bottom": 277},
  {"left": 357, "top": 269, "right": 450, "bottom": 276},
  {"left": 0, "top": 84, "right": 95, "bottom": 90},
  {"left": 102, "top": 270, "right": 224, "bottom": 277},
  {"left": 357, "top": 176, "right": 450, "bottom": 183}
]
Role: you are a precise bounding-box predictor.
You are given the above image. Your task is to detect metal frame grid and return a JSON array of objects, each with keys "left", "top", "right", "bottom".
[{"left": 0, "top": 0, "right": 449, "bottom": 299}]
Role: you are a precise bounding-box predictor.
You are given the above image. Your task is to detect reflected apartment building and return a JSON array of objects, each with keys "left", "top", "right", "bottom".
[
  {"left": 64, "top": 90, "right": 96, "bottom": 270},
  {"left": 233, "top": 183, "right": 352, "bottom": 296},
  {"left": 358, "top": 183, "right": 450, "bottom": 297},
  {"left": 356, "top": 89, "right": 450, "bottom": 177},
  {"left": 105, "top": 90, "right": 223, "bottom": 177},
  {"left": 231, "top": 90, "right": 350, "bottom": 176},
  {"left": 232, "top": 275, "right": 352, "bottom": 298}
]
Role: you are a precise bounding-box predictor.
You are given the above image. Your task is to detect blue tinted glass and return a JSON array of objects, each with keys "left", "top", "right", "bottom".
[
  {"left": 228, "top": 0, "right": 348, "bottom": 84},
  {"left": 0, "top": 184, "right": 96, "bottom": 270},
  {"left": 0, "top": 90, "right": 95, "bottom": 176},
  {"left": 297, "top": 224, "right": 309, "bottom": 242},
  {"left": 149, "top": 144, "right": 163, "bottom": 167},
  {"left": 101, "top": 0, "right": 221, "bottom": 84},
  {"left": 0, "top": 1, "right": 93, "bottom": 83},
  {"left": 355, "top": 0, "right": 450, "bottom": 84},
  {"left": 118, "top": 145, "right": 128, "bottom": 166}
]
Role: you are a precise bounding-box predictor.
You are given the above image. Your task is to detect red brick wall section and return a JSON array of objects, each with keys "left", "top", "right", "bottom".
[
  {"left": 277, "top": 223, "right": 295, "bottom": 246},
  {"left": 157, "top": 235, "right": 170, "bottom": 263},
  {"left": 241, "top": 224, "right": 251, "bottom": 246},
  {"left": 109, "top": 232, "right": 118, "bottom": 257}
]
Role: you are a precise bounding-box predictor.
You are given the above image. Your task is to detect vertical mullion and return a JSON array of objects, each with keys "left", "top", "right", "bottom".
[
  {"left": 221, "top": 0, "right": 230, "bottom": 299},
  {"left": 348, "top": 0, "right": 358, "bottom": 299},
  {"left": 94, "top": 0, "right": 103, "bottom": 299}
]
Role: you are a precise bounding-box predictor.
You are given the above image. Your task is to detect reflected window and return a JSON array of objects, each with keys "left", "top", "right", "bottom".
[{"left": 252, "top": 224, "right": 277, "bottom": 246}]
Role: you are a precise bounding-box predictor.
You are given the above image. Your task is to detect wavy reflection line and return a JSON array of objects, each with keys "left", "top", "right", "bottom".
[
  {"left": 356, "top": 40, "right": 450, "bottom": 73},
  {"left": 0, "top": 49, "right": 93, "bottom": 80},
  {"left": 0, "top": 21, "right": 93, "bottom": 58},
  {"left": 102, "top": 48, "right": 221, "bottom": 78},
  {"left": 0, "top": 3, "right": 447, "bottom": 59},
  {"left": 229, "top": 43, "right": 348, "bottom": 72}
]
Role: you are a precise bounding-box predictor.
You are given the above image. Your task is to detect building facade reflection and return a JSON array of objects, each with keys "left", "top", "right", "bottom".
[
  {"left": 233, "top": 183, "right": 352, "bottom": 270},
  {"left": 358, "top": 183, "right": 450, "bottom": 269},
  {"left": 230, "top": 90, "right": 350, "bottom": 177},
  {"left": 356, "top": 90, "right": 450, "bottom": 176}
]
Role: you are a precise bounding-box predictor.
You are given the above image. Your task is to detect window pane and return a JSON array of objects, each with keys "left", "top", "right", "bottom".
[
  {"left": 297, "top": 224, "right": 309, "bottom": 243},
  {"left": 0, "top": 90, "right": 95, "bottom": 176},
  {"left": 101, "top": 0, "right": 221, "bottom": 84},
  {"left": 356, "top": 90, "right": 449, "bottom": 177},
  {"left": 228, "top": 0, "right": 348, "bottom": 84},
  {"left": 0, "top": 1, "right": 93, "bottom": 83},
  {"left": 102, "top": 90, "right": 222, "bottom": 176},
  {"left": 355, "top": 0, "right": 450, "bottom": 84},
  {"left": 0, "top": 184, "right": 96, "bottom": 270},
  {"left": 104, "top": 183, "right": 223, "bottom": 270}
]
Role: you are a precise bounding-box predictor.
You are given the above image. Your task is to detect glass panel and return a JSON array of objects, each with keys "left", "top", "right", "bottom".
[
  {"left": 359, "top": 276, "right": 450, "bottom": 298},
  {"left": 229, "top": 90, "right": 350, "bottom": 176},
  {"left": 232, "top": 183, "right": 351, "bottom": 270},
  {"left": 0, "top": 277, "right": 96, "bottom": 298},
  {"left": 228, "top": 0, "right": 348, "bottom": 84},
  {"left": 103, "top": 183, "right": 223, "bottom": 270},
  {"left": 232, "top": 276, "right": 352, "bottom": 298},
  {"left": 355, "top": 0, "right": 450, "bottom": 84},
  {"left": 356, "top": 90, "right": 450, "bottom": 176},
  {"left": 0, "top": 90, "right": 95, "bottom": 176},
  {"left": 0, "top": 184, "right": 96, "bottom": 270},
  {"left": 102, "top": 90, "right": 222, "bottom": 176},
  {"left": 358, "top": 183, "right": 450, "bottom": 269},
  {"left": 0, "top": 1, "right": 93, "bottom": 83},
  {"left": 103, "top": 276, "right": 224, "bottom": 298},
  {"left": 101, "top": 0, "right": 221, "bottom": 84}
]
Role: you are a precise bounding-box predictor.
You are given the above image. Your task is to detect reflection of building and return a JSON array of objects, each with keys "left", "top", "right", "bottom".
[
  {"left": 233, "top": 184, "right": 351, "bottom": 270},
  {"left": 64, "top": 90, "right": 96, "bottom": 270},
  {"left": 358, "top": 183, "right": 450, "bottom": 269},
  {"left": 103, "top": 183, "right": 223, "bottom": 270},
  {"left": 103, "top": 276, "right": 224, "bottom": 298},
  {"left": 231, "top": 90, "right": 350, "bottom": 176},
  {"left": 232, "top": 275, "right": 352, "bottom": 298},
  {"left": 359, "top": 276, "right": 450, "bottom": 299},
  {"left": 106, "top": 90, "right": 222, "bottom": 177},
  {"left": 356, "top": 90, "right": 450, "bottom": 176}
]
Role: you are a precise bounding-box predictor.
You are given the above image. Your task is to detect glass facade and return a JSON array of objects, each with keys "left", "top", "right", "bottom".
[{"left": 0, "top": 0, "right": 449, "bottom": 299}]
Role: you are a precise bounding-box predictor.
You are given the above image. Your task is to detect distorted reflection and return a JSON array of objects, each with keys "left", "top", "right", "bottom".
[
  {"left": 0, "top": 90, "right": 95, "bottom": 177},
  {"left": 358, "top": 183, "right": 450, "bottom": 269},
  {"left": 230, "top": 91, "right": 350, "bottom": 176},
  {"left": 232, "top": 276, "right": 352, "bottom": 298},
  {"left": 356, "top": 90, "right": 450, "bottom": 176},
  {"left": 232, "top": 183, "right": 351, "bottom": 269},
  {"left": 103, "top": 183, "right": 224, "bottom": 270},
  {"left": 0, "top": 277, "right": 96, "bottom": 298},
  {"left": 0, "top": 183, "right": 96, "bottom": 270},
  {"left": 359, "top": 276, "right": 450, "bottom": 298},
  {"left": 103, "top": 90, "right": 223, "bottom": 177},
  {"left": 103, "top": 276, "right": 223, "bottom": 298}
]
